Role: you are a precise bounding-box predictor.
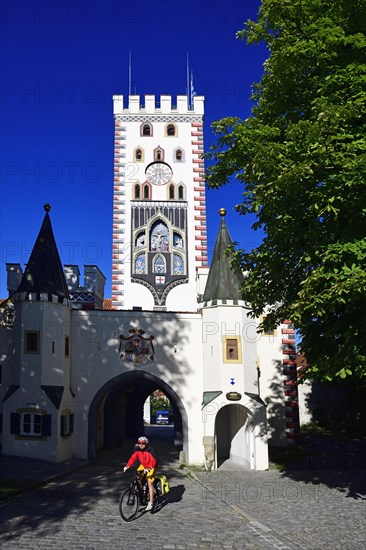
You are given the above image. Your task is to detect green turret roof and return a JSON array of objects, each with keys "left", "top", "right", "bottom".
[
  {"left": 17, "top": 204, "right": 70, "bottom": 303},
  {"left": 202, "top": 209, "right": 245, "bottom": 303}
]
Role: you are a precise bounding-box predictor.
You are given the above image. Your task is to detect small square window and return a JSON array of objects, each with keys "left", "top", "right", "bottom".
[
  {"left": 25, "top": 331, "right": 40, "bottom": 354},
  {"left": 259, "top": 315, "right": 278, "bottom": 337},
  {"left": 222, "top": 336, "right": 242, "bottom": 364},
  {"left": 226, "top": 339, "right": 239, "bottom": 360}
]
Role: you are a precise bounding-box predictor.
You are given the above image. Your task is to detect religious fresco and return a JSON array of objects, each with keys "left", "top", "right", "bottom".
[{"left": 150, "top": 222, "right": 169, "bottom": 252}]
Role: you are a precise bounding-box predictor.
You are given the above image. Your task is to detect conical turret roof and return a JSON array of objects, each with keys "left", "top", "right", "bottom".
[
  {"left": 17, "top": 204, "right": 70, "bottom": 303},
  {"left": 202, "top": 209, "right": 245, "bottom": 304}
]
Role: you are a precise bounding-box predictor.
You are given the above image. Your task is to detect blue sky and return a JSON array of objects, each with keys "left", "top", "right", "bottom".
[{"left": 0, "top": 0, "right": 267, "bottom": 297}]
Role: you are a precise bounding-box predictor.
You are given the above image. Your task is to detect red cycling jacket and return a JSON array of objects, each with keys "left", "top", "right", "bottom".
[{"left": 126, "top": 446, "right": 157, "bottom": 469}]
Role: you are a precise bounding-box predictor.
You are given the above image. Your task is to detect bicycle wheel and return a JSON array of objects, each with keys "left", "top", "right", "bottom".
[
  {"left": 119, "top": 488, "right": 140, "bottom": 521},
  {"left": 151, "top": 483, "right": 161, "bottom": 513}
]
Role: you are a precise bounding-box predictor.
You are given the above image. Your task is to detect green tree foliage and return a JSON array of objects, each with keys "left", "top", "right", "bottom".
[
  {"left": 205, "top": 0, "right": 366, "bottom": 381},
  {"left": 150, "top": 396, "right": 170, "bottom": 418}
]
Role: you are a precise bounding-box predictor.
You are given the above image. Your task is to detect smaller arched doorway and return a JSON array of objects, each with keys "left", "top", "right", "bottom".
[{"left": 215, "top": 404, "right": 252, "bottom": 469}]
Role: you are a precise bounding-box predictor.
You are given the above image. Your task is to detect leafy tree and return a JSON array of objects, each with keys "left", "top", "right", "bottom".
[
  {"left": 150, "top": 395, "right": 170, "bottom": 419},
  {"left": 205, "top": 0, "right": 366, "bottom": 381}
]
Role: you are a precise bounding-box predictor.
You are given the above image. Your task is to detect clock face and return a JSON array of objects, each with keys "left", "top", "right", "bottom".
[{"left": 145, "top": 162, "right": 172, "bottom": 186}]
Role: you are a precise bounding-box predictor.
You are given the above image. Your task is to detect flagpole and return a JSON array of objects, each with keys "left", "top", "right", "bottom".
[
  {"left": 129, "top": 51, "right": 132, "bottom": 96},
  {"left": 186, "top": 52, "right": 190, "bottom": 109}
]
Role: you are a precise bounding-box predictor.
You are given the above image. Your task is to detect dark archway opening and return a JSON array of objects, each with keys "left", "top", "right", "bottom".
[{"left": 88, "top": 371, "right": 187, "bottom": 462}]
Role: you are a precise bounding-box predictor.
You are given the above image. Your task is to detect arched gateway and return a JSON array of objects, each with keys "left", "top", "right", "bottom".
[
  {"left": 88, "top": 371, "right": 188, "bottom": 462},
  {"left": 215, "top": 404, "right": 250, "bottom": 469}
]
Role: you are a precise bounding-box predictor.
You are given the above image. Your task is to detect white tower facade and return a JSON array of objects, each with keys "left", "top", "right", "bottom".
[{"left": 112, "top": 95, "right": 208, "bottom": 312}]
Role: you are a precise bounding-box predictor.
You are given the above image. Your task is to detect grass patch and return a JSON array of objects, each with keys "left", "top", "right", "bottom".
[
  {"left": 0, "top": 479, "right": 39, "bottom": 501},
  {"left": 300, "top": 423, "right": 333, "bottom": 435},
  {"left": 268, "top": 446, "right": 319, "bottom": 471},
  {"left": 301, "top": 423, "right": 366, "bottom": 440}
]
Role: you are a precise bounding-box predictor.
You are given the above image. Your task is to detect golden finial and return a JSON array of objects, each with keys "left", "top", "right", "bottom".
[
  {"left": 44, "top": 203, "right": 51, "bottom": 212},
  {"left": 219, "top": 208, "right": 226, "bottom": 217}
]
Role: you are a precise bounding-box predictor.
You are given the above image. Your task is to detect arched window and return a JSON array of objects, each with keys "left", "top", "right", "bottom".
[
  {"left": 167, "top": 124, "right": 176, "bottom": 136},
  {"left": 141, "top": 123, "right": 152, "bottom": 136},
  {"left": 154, "top": 147, "right": 164, "bottom": 161},
  {"left": 169, "top": 184, "right": 175, "bottom": 200},
  {"left": 136, "top": 149, "right": 142, "bottom": 160},
  {"left": 134, "top": 184, "right": 140, "bottom": 199},
  {"left": 178, "top": 185, "right": 184, "bottom": 199},
  {"left": 176, "top": 149, "right": 183, "bottom": 161},
  {"left": 143, "top": 184, "right": 150, "bottom": 199}
]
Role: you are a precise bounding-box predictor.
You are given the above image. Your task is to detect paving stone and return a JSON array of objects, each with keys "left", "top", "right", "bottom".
[{"left": 0, "top": 440, "right": 365, "bottom": 549}]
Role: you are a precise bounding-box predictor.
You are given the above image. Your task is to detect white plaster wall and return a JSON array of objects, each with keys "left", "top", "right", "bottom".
[
  {"left": 2, "top": 391, "right": 58, "bottom": 462},
  {"left": 257, "top": 324, "right": 287, "bottom": 446},
  {"left": 69, "top": 309, "right": 204, "bottom": 463},
  {"left": 202, "top": 306, "right": 258, "bottom": 396},
  {"left": 298, "top": 379, "right": 313, "bottom": 425},
  {"left": 41, "top": 302, "right": 71, "bottom": 387}
]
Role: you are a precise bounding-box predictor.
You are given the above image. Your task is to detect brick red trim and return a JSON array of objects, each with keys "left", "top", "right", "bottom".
[
  {"left": 286, "top": 422, "right": 300, "bottom": 429},
  {"left": 282, "top": 320, "right": 300, "bottom": 446},
  {"left": 284, "top": 390, "right": 298, "bottom": 396},
  {"left": 285, "top": 401, "right": 299, "bottom": 407}
]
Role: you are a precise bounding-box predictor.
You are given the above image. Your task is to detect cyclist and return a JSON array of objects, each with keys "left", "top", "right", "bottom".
[{"left": 123, "top": 436, "right": 157, "bottom": 511}]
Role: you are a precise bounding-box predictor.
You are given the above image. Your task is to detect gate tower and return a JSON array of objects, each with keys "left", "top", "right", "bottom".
[{"left": 112, "top": 94, "right": 208, "bottom": 312}]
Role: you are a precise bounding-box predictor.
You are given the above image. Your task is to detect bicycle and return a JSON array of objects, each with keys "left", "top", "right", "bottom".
[{"left": 119, "top": 470, "right": 163, "bottom": 522}]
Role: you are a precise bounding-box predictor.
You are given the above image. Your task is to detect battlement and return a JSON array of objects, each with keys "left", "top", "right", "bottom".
[{"left": 113, "top": 95, "right": 204, "bottom": 115}]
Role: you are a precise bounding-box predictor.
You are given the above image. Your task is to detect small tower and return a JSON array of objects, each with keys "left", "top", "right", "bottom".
[
  {"left": 112, "top": 94, "right": 207, "bottom": 312},
  {"left": 201, "top": 209, "right": 268, "bottom": 470},
  {"left": 1, "top": 205, "right": 75, "bottom": 463}
]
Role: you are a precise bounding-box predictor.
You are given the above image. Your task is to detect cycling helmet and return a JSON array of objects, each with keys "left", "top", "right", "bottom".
[{"left": 137, "top": 436, "right": 149, "bottom": 445}]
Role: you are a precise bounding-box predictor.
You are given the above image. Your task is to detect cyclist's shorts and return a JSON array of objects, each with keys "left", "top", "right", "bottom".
[{"left": 137, "top": 464, "right": 156, "bottom": 481}]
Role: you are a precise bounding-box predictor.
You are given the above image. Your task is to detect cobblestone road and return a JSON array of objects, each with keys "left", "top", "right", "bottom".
[{"left": 0, "top": 443, "right": 365, "bottom": 550}]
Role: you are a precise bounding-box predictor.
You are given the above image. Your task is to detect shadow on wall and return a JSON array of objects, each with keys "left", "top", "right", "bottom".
[{"left": 264, "top": 359, "right": 288, "bottom": 446}]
